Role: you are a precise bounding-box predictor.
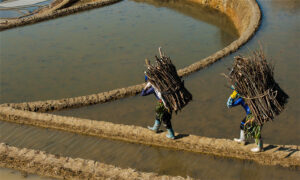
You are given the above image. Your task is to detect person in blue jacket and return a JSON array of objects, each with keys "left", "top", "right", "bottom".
[
  {"left": 141, "top": 75, "right": 175, "bottom": 139},
  {"left": 227, "top": 85, "right": 263, "bottom": 152}
]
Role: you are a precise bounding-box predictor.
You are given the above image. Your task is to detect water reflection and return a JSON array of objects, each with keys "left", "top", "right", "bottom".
[
  {"left": 132, "top": 0, "right": 239, "bottom": 40},
  {"left": 270, "top": 0, "right": 300, "bottom": 13},
  {"left": 0, "top": 0, "right": 238, "bottom": 103},
  {"left": 0, "top": 0, "right": 52, "bottom": 18}
]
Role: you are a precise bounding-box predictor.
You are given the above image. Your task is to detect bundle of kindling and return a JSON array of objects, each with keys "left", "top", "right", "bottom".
[
  {"left": 223, "top": 48, "right": 289, "bottom": 125},
  {"left": 145, "top": 48, "right": 192, "bottom": 113}
]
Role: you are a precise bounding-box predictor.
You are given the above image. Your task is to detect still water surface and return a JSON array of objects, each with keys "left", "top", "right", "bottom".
[
  {"left": 0, "top": 0, "right": 238, "bottom": 103},
  {"left": 1, "top": 0, "right": 300, "bottom": 179}
]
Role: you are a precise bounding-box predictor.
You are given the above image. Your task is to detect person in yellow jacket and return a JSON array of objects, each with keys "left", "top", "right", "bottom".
[{"left": 227, "top": 86, "right": 263, "bottom": 152}]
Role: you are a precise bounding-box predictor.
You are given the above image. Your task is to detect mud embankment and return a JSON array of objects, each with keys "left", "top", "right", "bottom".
[
  {"left": 0, "top": 143, "right": 189, "bottom": 180},
  {"left": 1, "top": 84, "right": 145, "bottom": 112},
  {"left": 1, "top": 106, "right": 299, "bottom": 168},
  {"left": 0, "top": 0, "right": 122, "bottom": 31},
  {"left": 0, "top": 0, "right": 261, "bottom": 112}
]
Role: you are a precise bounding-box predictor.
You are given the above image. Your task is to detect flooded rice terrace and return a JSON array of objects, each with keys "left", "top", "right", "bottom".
[
  {"left": 0, "top": 0, "right": 238, "bottom": 103},
  {"left": 1, "top": 120, "right": 300, "bottom": 180},
  {"left": 0, "top": 0, "right": 300, "bottom": 179},
  {"left": 0, "top": 0, "right": 53, "bottom": 18}
]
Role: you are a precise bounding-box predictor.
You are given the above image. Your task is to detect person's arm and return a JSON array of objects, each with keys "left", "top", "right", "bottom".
[
  {"left": 227, "top": 96, "right": 233, "bottom": 108},
  {"left": 231, "top": 97, "right": 243, "bottom": 107},
  {"left": 227, "top": 90, "right": 239, "bottom": 108},
  {"left": 141, "top": 82, "right": 155, "bottom": 96}
]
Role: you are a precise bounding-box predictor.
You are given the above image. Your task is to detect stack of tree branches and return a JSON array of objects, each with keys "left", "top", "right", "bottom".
[
  {"left": 224, "top": 48, "right": 288, "bottom": 125},
  {"left": 145, "top": 48, "right": 192, "bottom": 113}
]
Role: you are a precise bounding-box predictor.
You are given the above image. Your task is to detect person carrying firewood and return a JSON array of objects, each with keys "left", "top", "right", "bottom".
[
  {"left": 227, "top": 85, "right": 263, "bottom": 152},
  {"left": 141, "top": 47, "right": 192, "bottom": 140},
  {"left": 224, "top": 48, "right": 288, "bottom": 153},
  {"left": 141, "top": 75, "right": 175, "bottom": 139}
]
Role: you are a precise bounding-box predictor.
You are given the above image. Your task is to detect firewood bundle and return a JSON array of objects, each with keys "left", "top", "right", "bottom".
[
  {"left": 145, "top": 48, "right": 192, "bottom": 113},
  {"left": 224, "top": 49, "right": 288, "bottom": 125}
]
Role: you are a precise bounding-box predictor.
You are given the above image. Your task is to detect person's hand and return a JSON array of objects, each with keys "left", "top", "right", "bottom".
[{"left": 227, "top": 97, "right": 233, "bottom": 108}]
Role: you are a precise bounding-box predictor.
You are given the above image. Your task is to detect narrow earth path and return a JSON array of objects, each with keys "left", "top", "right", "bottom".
[{"left": 1, "top": 106, "right": 299, "bottom": 168}]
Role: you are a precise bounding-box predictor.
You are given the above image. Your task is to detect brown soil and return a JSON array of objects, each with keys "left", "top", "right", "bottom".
[
  {"left": 1, "top": 84, "right": 145, "bottom": 112},
  {"left": 0, "top": 0, "right": 123, "bottom": 31},
  {"left": 38, "top": 0, "right": 75, "bottom": 13},
  {"left": 0, "top": 143, "right": 189, "bottom": 179},
  {"left": 1, "top": 106, "right": 299, "bottom": 169}
]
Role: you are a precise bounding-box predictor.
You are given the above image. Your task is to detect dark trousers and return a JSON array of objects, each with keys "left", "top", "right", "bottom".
[
  {"left": 240, "top": 118, "right": 246, "bottom": 130},
  {"left": 156, "top": 111, "right": 172, "bottom": 129}
]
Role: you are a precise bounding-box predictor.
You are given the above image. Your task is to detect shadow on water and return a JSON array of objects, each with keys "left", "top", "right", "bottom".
[{"left": 132, "top": 0, "right": 239, "bottom": 37}]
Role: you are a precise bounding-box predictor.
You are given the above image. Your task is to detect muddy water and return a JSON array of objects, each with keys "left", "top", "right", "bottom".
[
  {"left": 0, "top": 0, "right": 238, "bottom": 103},
  {"left": 1, "top": 121, "right": 300, "bottom": 180},
  {"left": 55, "top": 0, "right": 300, "bottom": 146},
  {"left": 0, "top": 0, "right": 52, "bottom": 19},
  {"left": 0, "top": 0, "right": 300, "bottom": 179},
  {"left": 0, "top": 167, "right": 54, "bottom": 180}
]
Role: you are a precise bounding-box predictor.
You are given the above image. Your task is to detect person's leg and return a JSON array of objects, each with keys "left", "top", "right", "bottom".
[
  {"left": 148, "top": 113, "right": 161, "bottom": 133},
  {"left": 251, "top": 138, "right": 263, "bottom": 152},
  {"left": 162, "top": 112, "right": 175, "bottom": 139},
  {"left": 234, "top": 118, "right": 246, "bottom": 143},
  {"left": 148, "top": 103, "right": 163, "bottom": 133},
  {"left": 251, "top": 126, "right": 263, "bottom": 152}
]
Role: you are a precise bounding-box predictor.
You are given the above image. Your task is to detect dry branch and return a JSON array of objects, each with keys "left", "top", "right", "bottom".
[
  {"left": 145, "top": 48, "right": 192, "bottom": 113},
  {"left": 224, "top": 48, "right": 288, "bottom": 125}
]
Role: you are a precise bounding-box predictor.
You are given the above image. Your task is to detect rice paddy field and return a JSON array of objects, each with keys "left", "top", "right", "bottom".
[{"left": 0, "top": 0, "right": 299, "bottom": 179}]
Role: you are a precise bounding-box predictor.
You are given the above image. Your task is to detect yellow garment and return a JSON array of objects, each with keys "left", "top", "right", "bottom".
[{"left": 230, "top": 90, "right": 238, "bottom": 99}]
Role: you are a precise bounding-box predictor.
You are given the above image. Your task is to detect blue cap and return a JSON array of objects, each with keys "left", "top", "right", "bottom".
[{"left": 145, "top": 75, "right": 148, "bottom": 82}]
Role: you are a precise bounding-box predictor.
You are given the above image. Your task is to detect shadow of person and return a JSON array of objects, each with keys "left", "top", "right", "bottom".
[
  {"left": 175, "top": 134, "right": 190, "bottom": 140},
  {"left": 276, "top": 147, "right": 299, "bottom": 158},
  {"left": 264, "top": 144, "right": 299, "bottom": 158},
  {"left": 263, "top": 144, "right": 278, "bottom": 151},
  {"left": 156, "top": 130, "right": 164, "bottom": 134}
]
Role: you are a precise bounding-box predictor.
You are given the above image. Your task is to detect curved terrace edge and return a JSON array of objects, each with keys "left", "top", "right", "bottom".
[
  {"left": 0, "top": 143, "right": 189, "bottom": 179},
  {"left": 0, "top": 0, "right": 123, "bottom": 31},
  {"left": 1, "top": 0, "right": 262, "bottom": 112}
]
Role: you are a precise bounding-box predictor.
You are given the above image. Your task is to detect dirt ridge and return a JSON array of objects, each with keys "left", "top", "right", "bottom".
[
  {"left": 1, "top": 106, "right": 299, "bottom": 168},
  {"left": 0, "top": 0, "right": 123, "bottom": 31},
  {"left": 0, "top": 143, "right": 190, "bottom": 179}
]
